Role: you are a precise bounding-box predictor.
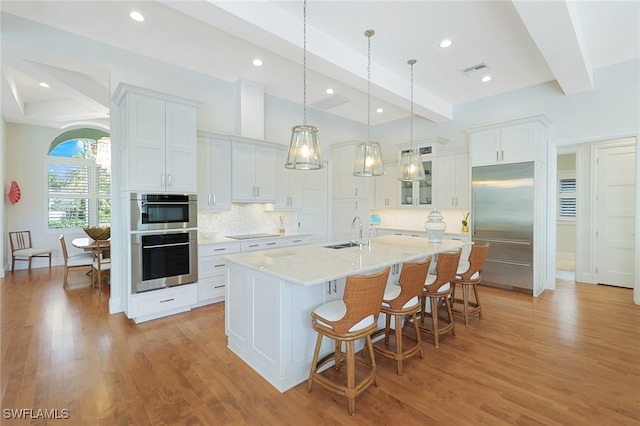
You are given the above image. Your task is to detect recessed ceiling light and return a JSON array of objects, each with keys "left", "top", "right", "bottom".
[
  {"left": 252, "top": 59, "right": 263, "bottom": 67},
  {"left": 130, "top": 11, "right": 145, "bottom": 22},
  {"left": 481, "top": 75, "right": 492, "bottom": 82},
  {"left": 326, "top": 88, "right": 334, "bottom": 95},
  {"left": 39, "top": 82, "right": 50, "bottom": 88},
  {"left": 376, "top": 108, "right": 383, "bottom": 113},
  {"left": 439, "top": 39, "right": 452, "bottom": 48}
]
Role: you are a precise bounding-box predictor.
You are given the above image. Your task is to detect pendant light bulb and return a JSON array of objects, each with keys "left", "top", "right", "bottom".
[
  {"left": 398, "top": 59, "right": 426, "bottom": 182},
  {"left": 354, "top": 29, "right": 385, "bottom": 177},
  {"left": 285, "top": 0, "right": 324, "bottom": 170}
]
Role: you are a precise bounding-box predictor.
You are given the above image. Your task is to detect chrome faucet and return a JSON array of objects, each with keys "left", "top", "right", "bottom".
[{"left": 351, "top": 216, "right": 363, "bottom": 246}]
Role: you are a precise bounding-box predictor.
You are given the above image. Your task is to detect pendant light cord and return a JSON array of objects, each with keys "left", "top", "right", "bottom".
[
  {"left": 303, "top": 0, "right": 307, "bottom": 125},
  {"left": 409, "top": 59, "right": 415, "bottom": 150},
  {"left": 365, "top": 29, "right": 374, "bottom": 142}
]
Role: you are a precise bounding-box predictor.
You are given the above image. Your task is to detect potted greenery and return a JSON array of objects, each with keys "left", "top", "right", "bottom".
[{"left": 461, "top": 212, "right": 469, "bottom": 233}]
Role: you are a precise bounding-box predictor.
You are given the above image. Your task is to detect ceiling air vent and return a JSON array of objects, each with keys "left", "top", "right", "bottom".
[{"left": 462, "top": 62, "right": 489, "bottom": 76}]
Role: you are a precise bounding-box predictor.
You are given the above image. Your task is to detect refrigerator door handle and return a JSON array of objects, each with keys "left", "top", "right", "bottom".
[{"left": 487, "top": 258, "right": 532, "bottom": 268}]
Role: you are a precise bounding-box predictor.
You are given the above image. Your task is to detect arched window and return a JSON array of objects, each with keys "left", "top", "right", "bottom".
[{"left": 47, "top": 128, "right": 111, "bottom": 229}]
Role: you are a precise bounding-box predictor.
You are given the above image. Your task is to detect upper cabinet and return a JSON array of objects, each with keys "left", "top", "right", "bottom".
[
  {"left": 468, "top": 116, "right": 550, "bottom": 167},
  {"left": 396, "top": 139, "right": 447, "bottom": 208},
  {"left": 374, "top": 162, "right": 399, "bottom": 209},
  {"left": 275, "top": 149, "right": 303, "bottom": 209},
  {"left": 332, "top": 143, "right": 370, "bottom": 200},
  {"left": 231, "top": 140, "right": 277, "bottom": 202},
  {"left": 197, "top": 133, "right": 232, "bottom": 211},
  {"left": 113, "top": 84, "right": 201, "bottom": 194},
  {"left": 436, "top": 152, "right": 469, "bottom": 209}
]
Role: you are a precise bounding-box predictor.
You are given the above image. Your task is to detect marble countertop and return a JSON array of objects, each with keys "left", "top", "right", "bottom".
[
  {"left": 224, "top": 235, "right": 468, "bottom": 286},
  {"left": 374, "top": 226, "right": 469, "bottom": 237}
]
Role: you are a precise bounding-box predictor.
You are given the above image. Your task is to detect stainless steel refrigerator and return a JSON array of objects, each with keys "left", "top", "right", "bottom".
[{"left": 472, "top": 162, "right": 534, "bottom": 294}]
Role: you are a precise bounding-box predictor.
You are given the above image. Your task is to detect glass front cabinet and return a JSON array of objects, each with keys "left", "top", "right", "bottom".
[{"left": 398, "top": 145, "right": 434, "bottom": 207}]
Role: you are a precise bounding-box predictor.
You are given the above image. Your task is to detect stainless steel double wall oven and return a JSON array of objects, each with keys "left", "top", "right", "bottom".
[{"left": 130, "top": 193, "right": 198, "bottom": 293}]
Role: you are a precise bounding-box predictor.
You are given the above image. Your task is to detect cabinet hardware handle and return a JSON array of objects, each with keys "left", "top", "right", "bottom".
[
  {"left": 267, "top": 242, "right": 276, "bottom": 246},
  {"left": 208, "top": 194, "right": 211, "bottom": 205},
  {"left": 214, "top": 285, "right": 225, "bottom": 289},
  {"left": 168, "top": 174, "right": 172, "bottom": 186},
  {"left": 257, "top": 187, "right": 260, "bottom": 197},
  {"left": 355, "top": 188, "right": 358, "bottom": 197},
  {"left": 161, "top": 174, "right": 165, "bottom": 186},
  {"left": 501, "top": 150, "right": 504, "bottom": 161},
  {"left": 213, "top": 194, "right": 216, "bottom": 205},
  {"left": 160, "top": 298, "right": 175, "bottom": 303},
  {"left": 249, "top": 244, "right": 258, "bottom": 247},
  {"left": 496, "top": 151, "right": 499, "bottom": 161},
  {"left": 293, "top": 239, "right": 302, "bottom": 243},
  {"left": 214, "top": 248, "right": 226, "bottom": 251},
  {"left": 333, "top": 281, "right": 337, "bottom": 293},
  {"left": 214, "top": 264, "right": 225, "bottom": 268},
  {"left": 327, "top": 282, "right": 331, "bottom": 295}
]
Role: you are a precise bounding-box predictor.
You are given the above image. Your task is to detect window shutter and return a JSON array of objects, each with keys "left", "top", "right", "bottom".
[{"left": 558, "top": 178, "right": 576, "bottom": 218}]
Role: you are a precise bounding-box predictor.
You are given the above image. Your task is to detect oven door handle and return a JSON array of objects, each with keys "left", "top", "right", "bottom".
[
  {"left": 142, "top": 242, "right": 190, "bottom": 249},
  {"left": 142, "top": 201, "right": 190, "bottom": 205}
]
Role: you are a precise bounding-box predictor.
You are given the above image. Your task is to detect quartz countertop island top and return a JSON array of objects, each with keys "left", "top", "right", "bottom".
[{"left": 223, "top": 235, "right": 467, "bottom": 286}]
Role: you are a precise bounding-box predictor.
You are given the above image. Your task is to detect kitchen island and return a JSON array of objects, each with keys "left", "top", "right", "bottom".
[{"left": 224, "top": 235, "right": 467, "bottom": 392}]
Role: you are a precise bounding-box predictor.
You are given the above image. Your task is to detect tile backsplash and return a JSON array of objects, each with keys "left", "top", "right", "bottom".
[
  {"left": 369, "top": 208, "right": 470, "bottom": 234},
  {"left": 198, "top": 204, "right": 297, "bottom": 236}
]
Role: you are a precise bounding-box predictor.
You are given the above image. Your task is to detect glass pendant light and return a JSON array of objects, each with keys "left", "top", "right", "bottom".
[
  {"left": 285, "top": 0, "right": 323, "bottom": 170},
  {"left": 353, "top": 29, "right": 385, "bottom": 177},
  {"left": 398, "top": 59, "right": 426, "bottom": 182}
]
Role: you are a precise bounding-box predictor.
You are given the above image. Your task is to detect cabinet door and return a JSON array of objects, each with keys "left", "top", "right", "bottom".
[
  {"left": 470, "top": 128, "right": 501, "bottom": 166},
  {"left": 255, "top": 145, "right": 276, "bottom": 201},
  {"left": 232, "top": 142, "right": 257, "bottom": 201},
  {"left": 210, "top": 138, "right": 232, "bottom": 210},
  {"left": 436, "top": 154, "right": 457, "bottom": 209},
  {"left": 165, "top": 102, "right": 197, "bottom": 193},
  {"left": 129, "top": 95, "right": 166, "bottom": 192},
  {"left": 374, "top": 163, "right": 398, "bottom": 208},
  {"left": 500, "top": 123, "right": 535, "bottom": 164},
  {"left": 197, "top": 138, "right": 213, "bottom": 210},
  {"left": 455, "top": 153, "right": 470, "bottom": 209},
  {"left": 276, "top": 149, "right": 302, "bottom": 209},
  {"left": 332, "top": 145, "right": 369, "bottom": 199}
]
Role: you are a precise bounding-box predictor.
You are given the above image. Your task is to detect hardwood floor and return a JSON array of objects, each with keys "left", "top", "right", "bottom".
[{"left": 1, "top": 267, "right": 639, "bottom": 425}]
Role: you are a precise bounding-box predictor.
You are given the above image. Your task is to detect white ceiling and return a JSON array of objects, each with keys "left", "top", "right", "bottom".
[{"left": 1, "top": 0, "right": 639, "bottom": 130}]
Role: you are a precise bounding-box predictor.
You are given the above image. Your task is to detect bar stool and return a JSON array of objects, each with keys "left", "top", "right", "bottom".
[
  {"left": 452, "top": 243, "right": 490, "bottom": 326},
  {"left": 307, "top": 267, "right": 390, "bottom": 416},
  {"left": 409, "top": 249, "right": 462, "bottom": 348},
  {"left": 369, "top": 258, "right": 431, "bottom": 375}
]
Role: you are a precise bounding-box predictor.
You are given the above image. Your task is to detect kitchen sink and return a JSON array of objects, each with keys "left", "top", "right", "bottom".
[{"left": 323, "top": 241, "right": 360, "bottom": 249}]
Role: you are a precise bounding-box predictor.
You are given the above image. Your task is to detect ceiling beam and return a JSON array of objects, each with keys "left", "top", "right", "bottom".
[{"left": 512, "top": 0, "right": 593, "bottom": 96}]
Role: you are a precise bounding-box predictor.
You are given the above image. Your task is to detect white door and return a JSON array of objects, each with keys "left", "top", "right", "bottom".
[{"left": 596, "top": 143, "right": 635, "bottom": 288}]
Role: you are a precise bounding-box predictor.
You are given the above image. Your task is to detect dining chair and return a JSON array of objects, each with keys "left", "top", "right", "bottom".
[
  {"left": 59, "top": 235, "right": 94, "bottom": 288},
  {"left": 452, "top": 243, "right": 490, "bottom": 326},
  {"left": 92, "top": 240, "right": 112, "bottom": 293},
  {"left": 369, "top": 257, "right": 431, "bottom": 375},
  {"left": 9, "top": 230, "right": 52, "bottom": 272},
  {"left": 307, "top": 267, "right": 390, "bottom": 416}
]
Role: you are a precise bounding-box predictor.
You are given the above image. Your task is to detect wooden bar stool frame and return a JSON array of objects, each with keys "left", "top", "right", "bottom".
[
  {"left": 452, "top": 243, "right": 490, "bottom": 326},
  {"left": 369, "top": 257, "right": 431, "bottom": 375},
  {"left": 307, "top": 267, "right": 390, "bottom": 416},
  {"left": 407, "top": 249, "right": 462, "bottom": 348}
]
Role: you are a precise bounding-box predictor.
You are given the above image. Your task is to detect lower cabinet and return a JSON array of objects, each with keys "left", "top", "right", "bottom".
[
  {"left": 194, "top": 242, "right": 241, "bottom": 307},
  {"left": 128, "top": 284, "right": 197, "bottom": 324}
]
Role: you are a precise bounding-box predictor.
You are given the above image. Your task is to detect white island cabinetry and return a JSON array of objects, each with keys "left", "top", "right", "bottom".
[{"left": 224, "top": 236, "right": 467, "bottom": 392}]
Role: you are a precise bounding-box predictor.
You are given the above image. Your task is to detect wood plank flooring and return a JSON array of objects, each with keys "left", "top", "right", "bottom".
[{"left": 1, "top": 267, "right": 639, "bottom": 425}]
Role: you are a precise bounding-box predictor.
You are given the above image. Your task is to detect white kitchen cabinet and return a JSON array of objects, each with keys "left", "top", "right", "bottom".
[
  {"left": 194, "top": 242, "right": 240, "bottom": 307},
  {"left": 374, "top": 162, "right": 399, "bottom": 209},
  {"left": 128, "top": 284, "right": 197, "bottom": 324},
  {"left": 331, "top": 144, "right": 371, "bottom": 200},
  {"left": 113, "top": 85, "right": 200, "bottom": 193},
  {"left": 275, "top": 149, "right": 303, "bottom": 209},
  {"left": 436, "top": 152, "right": 469, "bottom": 209},
  {"left": 232, "top": 141, "right": 277, "bottom": 202},
  {"left": 469, "top": 116, "right": 550, "bottom": 167},
  {"left": 197, "top": 133, "right": 232, "bottom": 211},
  {"left": 398, "top": 149, "right": 434, "bottom": 208}
]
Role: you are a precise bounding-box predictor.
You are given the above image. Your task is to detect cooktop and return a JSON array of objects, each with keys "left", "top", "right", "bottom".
[{"left": 225, "top": 233, "right": 281, "bottom": 240}]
